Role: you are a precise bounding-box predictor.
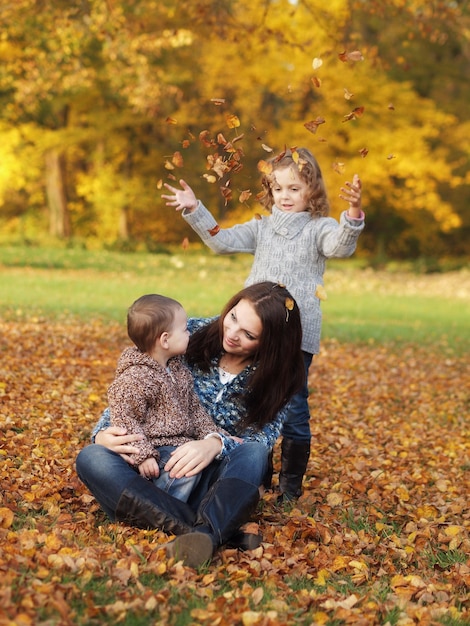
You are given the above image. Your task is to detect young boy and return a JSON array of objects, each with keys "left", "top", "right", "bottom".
[{"left": 108, "top": 294, "right": 226, "bottom": 503}]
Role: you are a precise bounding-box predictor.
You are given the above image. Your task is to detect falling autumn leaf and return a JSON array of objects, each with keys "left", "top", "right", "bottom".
[
  {"left": 257, "top": 160, "right": 273, "bottom": 175},
  {"left": 261, "top": 143, "right": 273, "bottom": 152},
  {"left": 304, "top": 117, "right": 326, "bottom": 134},
  {"left": 342, "top": 106, "right": 365, "bottom": 122},
  {"left": 311, "top": 76, "right": 322, "bottom": 88},
  {"left": 181, "top": 237, "right": 189, "bottom": 250},
  {"left": 239, "top": 190, "right": 252, "bottom": 203},
  {"left": 332, "top": 161, "right": 345, "bottom": 174},
  {"left": 203, "top": 173, "right": 217, "bottom": 183},
  {"left": 339, "top": 50, "right": 364, "bottom": 62},
  {"left": 165, "top": 116, "right": 178, "bottom": 125},
  {"left": 171, "top": 151, "right": 184, "bottom": 167},
  {"left": 344, "top": 88, "right": 354, "bottom": 100},
  {"left": 220, "top": 185, "right": 232, "bottom": 204},
  {"left": 210, "top": 98, "right": 226, "bottom": 105},
  {"left": 312, "top": 57, "right": 323, "bottom": 70},
  {"left": 208, "top": 224, "right": 220, "bottom": 236},
  {"left": 225, "top": 114, "right": 240, "bottom": 129},
  {"left": 359, "top": 147, "right": 369, "bottom": 158},
  {"left": 199, "top": 130, "right": 213, "bottom": 147}
]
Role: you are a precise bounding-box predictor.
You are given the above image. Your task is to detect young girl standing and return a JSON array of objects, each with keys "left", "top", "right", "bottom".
[{"left": 162, "top": 147, "right": 365, "bottom": 502}]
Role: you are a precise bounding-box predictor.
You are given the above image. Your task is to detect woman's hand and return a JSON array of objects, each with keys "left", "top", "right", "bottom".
[
  {"left": 94, "top": 427, "right": 144, "bottom": 464},
  {"left": 340, "top": 174, "right": 362, "bottom": 218},
  {"left": 162, "top": 179, "right": 198, "bottom": 213},
  {"left": 164, "top": 438, "right": 222, "bottom": 478},
  {"left": 139, "top": 457, "right": 160, "bottom": 479}
]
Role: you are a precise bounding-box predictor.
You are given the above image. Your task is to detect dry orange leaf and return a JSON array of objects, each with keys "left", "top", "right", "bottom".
[
  {"left": 172, "top": 151, "right": 184, "bottom": 167},
  {"left": 311, "top": 76, "right": 322, "bottom": 88},
  {"left": 304, "top": 117, "right": 326, "bottom": 134},
  {"left": 239, "top": 190, "right": 252, "bottom": 203},
  {"left": 339, "top": 50, "right": 364, "bottom": 62},
  {"left": 257, "top": 160, "right": 273, "bottom": 175},
  {"left": 225, "top": 114, "right": 240, "bottom": 129}
]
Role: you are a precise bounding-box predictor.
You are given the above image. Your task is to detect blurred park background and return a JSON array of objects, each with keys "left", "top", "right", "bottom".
[{"left": 0, "top": 0, "right": 469, "bottom": 268}]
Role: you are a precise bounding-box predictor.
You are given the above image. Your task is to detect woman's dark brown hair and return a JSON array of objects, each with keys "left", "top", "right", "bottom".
[{"left": 186, "top": 282, "right": 304, "bottom": 429}]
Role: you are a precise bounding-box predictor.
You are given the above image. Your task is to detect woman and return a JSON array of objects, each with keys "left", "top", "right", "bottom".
[{"left": 76, "top": 282, "right": 304, "bottom": 567}]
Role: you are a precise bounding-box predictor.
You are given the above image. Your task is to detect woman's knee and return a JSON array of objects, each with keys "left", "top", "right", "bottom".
[
  {"left": 76, "top": 444, "right": 127, "bottom": 484},
  {"left": 222, "top": 442, "right": 269, "bottom": 484}
]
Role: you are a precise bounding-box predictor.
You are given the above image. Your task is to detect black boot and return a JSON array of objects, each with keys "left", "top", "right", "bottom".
[
  {"left": 115, "top": 475, "right": 195, "bottom": 535},
  {"left": 169, "top": 477, "right": 261, "bottom": 566},
  {"left": 278, "top": 437, "right": 311, "bottom": 502}
]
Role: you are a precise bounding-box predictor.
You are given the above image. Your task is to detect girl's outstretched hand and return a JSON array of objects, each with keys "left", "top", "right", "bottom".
[
  {"left": 339, "top": 174, "right": 362, "bottom": 218},
  {"left": 162, "top": 179, "right": 198, "bottom": 213}
]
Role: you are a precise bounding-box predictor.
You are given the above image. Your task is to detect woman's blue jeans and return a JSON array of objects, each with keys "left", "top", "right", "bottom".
[
  {"left": 281, "top": 351, "right": 313, "bottom": 442},
  {"left": 76, "top": 441, "right": 269, "bottom": 520}
]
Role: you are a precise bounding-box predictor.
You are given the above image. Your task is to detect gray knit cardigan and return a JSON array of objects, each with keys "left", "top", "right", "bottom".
[{"left": 183, "top": 202, "right": 365, "bottom": 354}]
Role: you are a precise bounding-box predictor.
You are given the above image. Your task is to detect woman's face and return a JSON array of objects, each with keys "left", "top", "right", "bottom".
[{"left": 222, "top": 298, "right": 262, "bottom": 358}]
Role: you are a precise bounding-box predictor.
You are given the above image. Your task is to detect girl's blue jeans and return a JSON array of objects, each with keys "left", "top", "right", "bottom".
[
  {"left": 281, "top": 351, "right": 313, "bottom": 442},
  {"left": 76, "top": 440, "right": 268, "bottom": 520}
]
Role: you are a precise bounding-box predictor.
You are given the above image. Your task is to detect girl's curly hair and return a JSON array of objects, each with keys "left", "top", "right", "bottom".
[{"left": 258, "top": 147, "right": 330, "bottom": 218}]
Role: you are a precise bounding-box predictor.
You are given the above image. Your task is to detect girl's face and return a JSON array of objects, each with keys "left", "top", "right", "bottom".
[
  {"left": 271, "top": 166, "right": 309, "bottom": 213},
  {"left": 222, "top": 299, "right": 262, "bottom": 358}
]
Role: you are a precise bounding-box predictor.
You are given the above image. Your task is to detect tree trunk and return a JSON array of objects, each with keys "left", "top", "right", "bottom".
[
  {"left": 119, "top": 206, "right": 129, "bottom": 240},
  {"left": 45, "top": 149, "right": 71, "bottom": 238}
]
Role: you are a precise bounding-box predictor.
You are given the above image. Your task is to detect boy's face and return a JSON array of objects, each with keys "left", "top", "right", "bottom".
[
  {"left": 166, "top": 307, "right": 190, "bottom": 357},
  {"left": 271, "top": 166, "right": 309, "bottom": 214}
]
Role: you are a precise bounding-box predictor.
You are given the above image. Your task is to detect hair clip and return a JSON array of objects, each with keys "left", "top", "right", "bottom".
[{"left": 285, "top": 297, "right": 294, "bottom": 322}]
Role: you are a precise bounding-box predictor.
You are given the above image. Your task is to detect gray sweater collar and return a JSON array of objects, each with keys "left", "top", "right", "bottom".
[{"left": 271, "top": 206, "right": 312, "bottom": 238}]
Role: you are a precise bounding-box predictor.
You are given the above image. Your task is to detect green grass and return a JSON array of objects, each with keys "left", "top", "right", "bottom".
[{"left": 1, "top": 245, "right": 469, "bottom": 354}]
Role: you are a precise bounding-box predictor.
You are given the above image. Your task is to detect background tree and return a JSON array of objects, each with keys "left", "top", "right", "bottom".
[{"left": 0, "top": 0, "right": 468, "bottom": 259}]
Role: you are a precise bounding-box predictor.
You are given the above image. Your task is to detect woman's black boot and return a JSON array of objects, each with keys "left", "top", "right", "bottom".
[
  {"left": 278, "top": 437, "right": 311, "bottom": 502},
  {"left": 115, "top": 475, "right": 196, "bottom": 535}
]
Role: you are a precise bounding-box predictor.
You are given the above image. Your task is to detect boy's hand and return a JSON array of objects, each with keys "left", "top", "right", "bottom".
[
  {"left": 138, "top": 457, "right": 160, "bottom": 479},
  {"left": 339, "top": 174, "right": 362, "bottom": 218},
  {"left": 162, "top": 179, "right": 198, "bottom": 213}
]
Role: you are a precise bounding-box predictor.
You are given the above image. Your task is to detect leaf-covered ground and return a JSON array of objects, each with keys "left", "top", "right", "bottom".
[{"left": 1, "top": 319, "right": 469, "bottom": 625}]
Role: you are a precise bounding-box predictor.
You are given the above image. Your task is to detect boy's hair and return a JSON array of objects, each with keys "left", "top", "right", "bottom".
[
  {"left": 259, "top": 147, "right": 330, "bottom": 218},
  {"left": 127, "top": 294, "right": 182, "bottom": 354}
]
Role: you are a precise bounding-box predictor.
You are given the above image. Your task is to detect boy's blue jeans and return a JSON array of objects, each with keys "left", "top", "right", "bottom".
[{"left": 153, "top": 445, "right": 201, "bottom": 503}]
